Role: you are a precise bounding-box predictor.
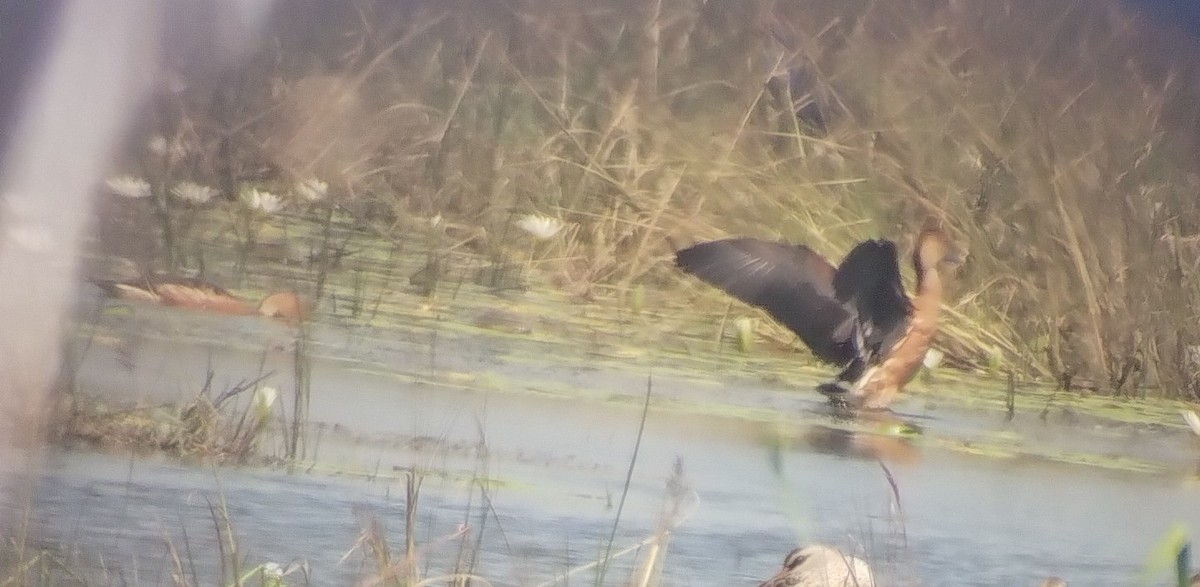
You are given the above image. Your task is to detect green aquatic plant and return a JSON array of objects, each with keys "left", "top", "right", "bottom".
[
  {"left": 1178, "top": 541, "right": 1194, "bottom": 587},
  {"left": 237, "top": 561, "right": 308, "bottom": 587},
  {"left": 1141, "top": 524, "right": 1191, "bottom": 586},
  {"left": 734, "top": 317, "right": 756, "bottom": 354},
  {"left": 629, "top": 284, "right": 646, "bottom": 316}
]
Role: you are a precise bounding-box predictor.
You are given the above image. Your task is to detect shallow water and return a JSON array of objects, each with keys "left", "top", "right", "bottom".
[
  {"left": 25, "top": 440, "right": 1200, "bottom": 586},
  {"left": 28, "top": 282, "right": 1200, "bottom": 586}
]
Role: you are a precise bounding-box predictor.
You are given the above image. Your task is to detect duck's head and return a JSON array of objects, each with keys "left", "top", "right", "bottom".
[
  {"left": 779, "top": 544, "right": 848, "bottom": 572},
  {"left": 257, "top": 292, "right": 311, "bottom": 324},
  {"left": 781, "top": 545, "right": 821, "bottom": 570},
  {"left": 913, "top": 229, "right": 964, "bottom": 275},
  {"left": 766, "top": 544, "right": 873, "bottom": 587}
]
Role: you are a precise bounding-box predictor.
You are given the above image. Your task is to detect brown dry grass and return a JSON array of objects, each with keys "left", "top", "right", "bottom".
[{"left": 119, "top": 0, "right": 1200, "bottom": 399}]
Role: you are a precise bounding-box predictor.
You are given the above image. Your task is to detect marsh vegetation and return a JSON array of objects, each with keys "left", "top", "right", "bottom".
[{"left": 96, "top": 0, "right": 1200, "bottom": 401}]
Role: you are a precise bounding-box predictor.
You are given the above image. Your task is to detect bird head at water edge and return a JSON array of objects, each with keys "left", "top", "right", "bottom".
[
  {"left": 257, "top": 291, "right": 311, "bottom": 324},
  {"left": 758, "top": 544, "right": 875, "bottom": 587}
]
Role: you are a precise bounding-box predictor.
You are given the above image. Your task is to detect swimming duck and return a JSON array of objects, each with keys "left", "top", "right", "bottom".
[
  {"left": 675, "top": 229, "right": 960, "bottom": 409},
  {"left": 759, "top": 544, "right": 875, "bottom": 587},
  {"left": 92, "top": 278, "right": 310, "bottom": 324}
]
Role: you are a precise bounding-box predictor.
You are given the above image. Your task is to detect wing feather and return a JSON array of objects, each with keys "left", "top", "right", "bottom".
[
  {"left": 833, "top": 239, "right": 912, "bottom": 361},
  {"left": 675, "top": 238, "right": 856, "bottom": 364}
]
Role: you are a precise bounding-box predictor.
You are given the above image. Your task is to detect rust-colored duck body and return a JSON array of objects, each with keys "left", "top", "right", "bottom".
[
  {"left": 93, "top": 278, "right": 309, "bottom": 324},
  {"left": 759, "top": 545, "right": 875, "bottom": 587},
  {"left": 675, "top": 229, "right": 959, "bottom": 409}
]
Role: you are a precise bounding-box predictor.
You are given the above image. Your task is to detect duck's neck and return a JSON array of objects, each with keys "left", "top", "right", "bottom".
[{"left": 914, "top": 266, "right": 944, "bottom": 319}]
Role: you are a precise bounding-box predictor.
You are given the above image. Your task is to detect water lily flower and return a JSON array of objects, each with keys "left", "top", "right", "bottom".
[
  {"left": 148, "top": 136, "right": 169, "bottom": 155},
  {"left": 245, "top": 187, "right": 283, "bottom": 213},
  {"left": 294, "top": 178, "right": 328, "bottom": 202},
  {"left": 146, "top": 135, "right": 188, "bottom": 162},
  {"left": 170, "top": 181, "right": 219, "bottom": 205},
  {"left": 922, "top": 348, "right": 945, "bottom": 370},
  {"left": 516, "top": 214, "right": 565, "bottom": 239},
  {"left": 734, "top": 317, "right": 755, "bottom": 353},
  {"left": 1183, "top": 410, "right": 1200, "bottom": 437},
  {"left": 258, "top": 561, "right": 285, "bottom": 587},
  {"left": 255, "top": 386, "right": 278, "bottom": 413},
  {"left": 105, "top": 175, "right": 152, "bottom": 199}
]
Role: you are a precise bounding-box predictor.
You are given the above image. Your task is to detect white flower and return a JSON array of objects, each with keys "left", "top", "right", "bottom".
[
  {"left": 260, "top": 561, "right": 286, "bottom": 587},
  {"left": 733, "top": 317, "right": 755, "bottom": 353},
  {"left": 255, "top": 386, "right": 278, "bottom": 412},
  {"left": 922, "top": 348, "right": 945, "bottom": 370},
  {"left": 148, "top": 135, "right": 187, "bottom": 159},
  {"left": 170, "top": 181, "right": 219, "bottom": 205},
  {"left": 245, "top": 188, "right": 283, "bottom": 213},
  {"left": 253, "top": 386, "right": 277, "bottom": 421},
  {"left": 148, "top": 136, "right": 169, "bottom": 156},
  {"left": 516, "top": 214, "right": 565, "bottom": 239},
  {"left": 1183, "top": 410, "right": 1200, "bottom": 437},
  {"left": 294, "top": 178, "right": 328, "bottom": 202},
  {"left": 105, "top": 175, "right": 152, "bottom": 199}
]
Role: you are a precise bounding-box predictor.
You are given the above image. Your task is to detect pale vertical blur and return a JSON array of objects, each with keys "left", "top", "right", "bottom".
[
  {"left": 0, "top": 0, "right": 270, "bottom": 518},
  {"left": 0, "top": 0, "right": 158, "bottom": 465}
]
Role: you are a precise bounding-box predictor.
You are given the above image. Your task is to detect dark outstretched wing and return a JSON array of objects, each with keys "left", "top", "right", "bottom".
[
  {"left": 675, "top": 238, "right": 857, "bottom": 364},
  {"left": 89, "top": 278, "right": 161, "bottom": 303},
  {"left": 832, "top": 239, "right": 912, "bottom": 363}
]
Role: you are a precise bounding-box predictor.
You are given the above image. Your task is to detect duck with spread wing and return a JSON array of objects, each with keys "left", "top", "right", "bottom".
[{"left": 675, "top": 228, "right": 961, "bottom": 410}]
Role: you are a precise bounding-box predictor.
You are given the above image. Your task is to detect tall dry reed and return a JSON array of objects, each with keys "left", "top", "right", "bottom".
[{"left": 123, "top": 0, "right": 1200, "bottom": 398}]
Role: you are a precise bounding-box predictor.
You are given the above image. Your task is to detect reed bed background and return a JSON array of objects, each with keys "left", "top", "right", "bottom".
[{"left": 119, "top": 0, "right": 1200, "bottom": 400}]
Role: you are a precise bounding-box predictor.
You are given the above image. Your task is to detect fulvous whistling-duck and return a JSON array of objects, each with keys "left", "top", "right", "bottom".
[
  {"left": 675, "top": 229, "right": 961, "bottom": 409},
  {"left": 92, "top": 278, "right": 310, "bottom": 324},
  {"left": 758, "top": 544, "right": 875, "bottom": 587}
]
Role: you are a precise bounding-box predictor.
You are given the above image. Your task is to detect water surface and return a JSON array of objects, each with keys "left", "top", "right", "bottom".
[{"left": 32, "top": 290, "right": 1200, "bottom": 585}]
